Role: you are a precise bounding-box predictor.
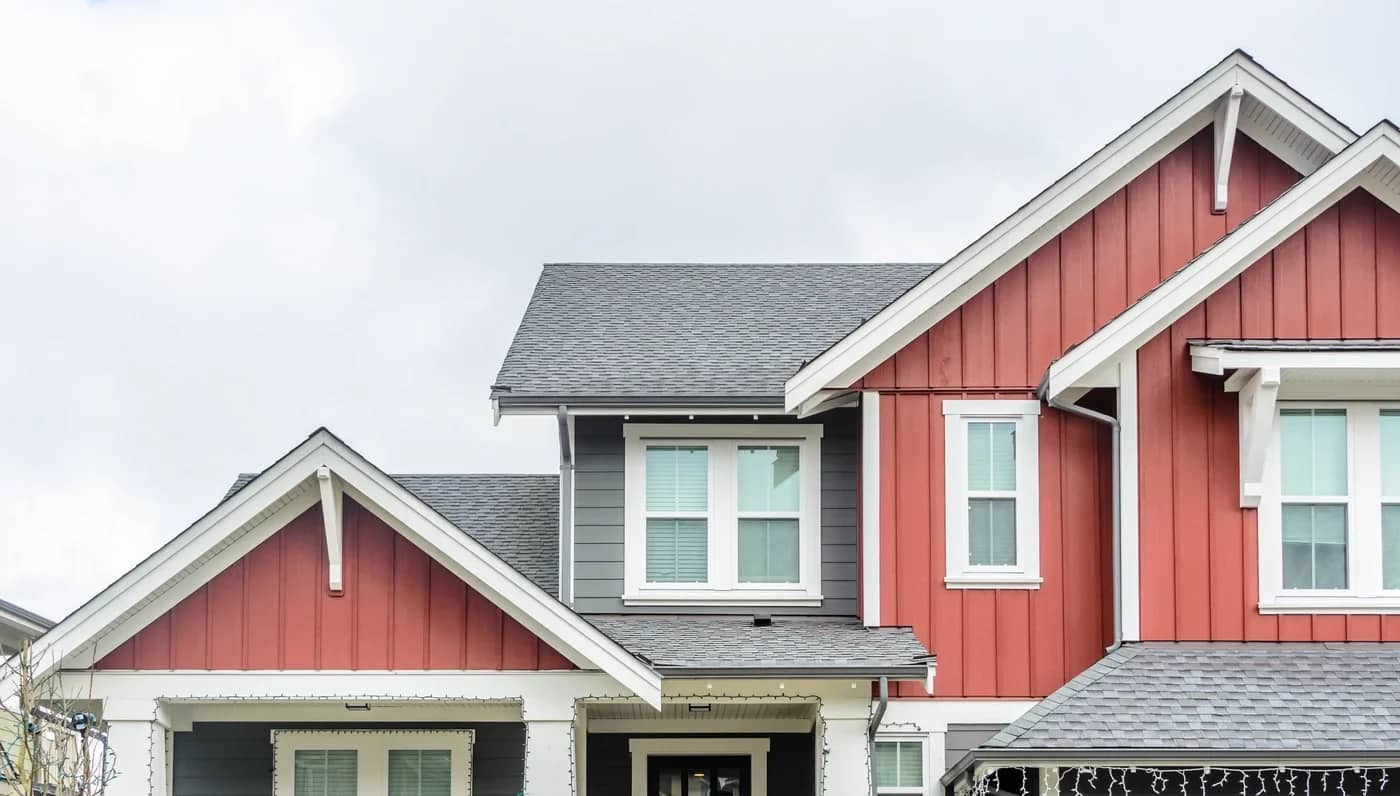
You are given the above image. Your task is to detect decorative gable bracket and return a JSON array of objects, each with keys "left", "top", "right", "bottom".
[
  {"left": 316, "top": 465, "right": 345, "bottom": 593},
  {"left": 1227, "top": 366, "right": 1280, "bottom": 508},
  {"left": 1213, "top": 85, "right": 1245, "bottom": 213}
]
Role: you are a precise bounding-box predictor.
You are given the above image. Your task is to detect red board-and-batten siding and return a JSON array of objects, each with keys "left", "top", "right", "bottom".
[
  {"left": 1139, "top": 188, "right": 1400, "bottom": 644},
  {"left": 96, "top": 497, "right": 574, "bottom": 670},
  {"left": 858, "top": 129, "right": 1310, "bottom": 699}
]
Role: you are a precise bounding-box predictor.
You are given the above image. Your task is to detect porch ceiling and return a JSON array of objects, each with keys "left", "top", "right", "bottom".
[{"left": 585, "top": 702, "right": 816, "bottom": 722}]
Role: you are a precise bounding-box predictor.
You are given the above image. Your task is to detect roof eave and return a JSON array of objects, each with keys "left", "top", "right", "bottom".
[{"left": 655, "top": 664, "right": 932, "bottom": 681}]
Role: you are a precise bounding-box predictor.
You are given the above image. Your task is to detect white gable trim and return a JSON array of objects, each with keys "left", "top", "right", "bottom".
[
  {"left": 1045, "top": 123, "right": 1400, "bottom": 401},
  {"left": 15, "top": 429, "right": 662, "bottom": 708},
  {"left": 784, "top": 52, "right": 1355, "bottom": 412}
]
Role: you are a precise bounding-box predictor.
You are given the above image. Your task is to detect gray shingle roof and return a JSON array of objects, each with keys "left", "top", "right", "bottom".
[
  {"left": 586, "top": 614, "right": 932, "bottom": 676},
  {"left": 228, "top": 473, "right": 560, "bottom": 596},
  {"left": 493, "top": 263, "right": 939, "bottom": 404},
  {"left": 0, "top": 598, "right": 54, "bottom": 630},
  {"left": 987, "top": 642, "right": 1400, "bottom": 753}
]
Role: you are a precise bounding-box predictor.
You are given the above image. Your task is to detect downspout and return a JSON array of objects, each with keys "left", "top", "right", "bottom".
[
  {"left": 867, "top": 676, "right": 888, "bottom": 796},
  {"left": 1043, "top": 393, "right": 1122, "bottom": 654},
  {"left": 557, "top": 406, "right": 574, "bottom": 606}
]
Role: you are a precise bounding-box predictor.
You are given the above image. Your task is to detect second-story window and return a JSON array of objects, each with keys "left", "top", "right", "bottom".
[
  {"left": 943, "top": 400, "right": 1042, "bottom": 589},
  {"left": 623, "top": 424, "right": 823, "bottom": 606}
]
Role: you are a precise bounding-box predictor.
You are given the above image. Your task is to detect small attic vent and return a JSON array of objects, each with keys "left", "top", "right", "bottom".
[{"left": 752, "top": 614, "right": 772, "bottom": 627}]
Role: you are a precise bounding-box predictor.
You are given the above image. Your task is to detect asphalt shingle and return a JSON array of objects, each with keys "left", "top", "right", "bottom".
[
  {"left": 492, "top": 263, "right": 939, "bottom": 403},
  {"left": 986, "top": 642, "right": 1400, "bottom": 751},
  {"left": 585, "top": 614, "right": 931, "bottom": 672}
]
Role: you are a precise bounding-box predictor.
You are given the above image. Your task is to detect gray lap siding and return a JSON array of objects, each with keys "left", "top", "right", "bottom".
[{"left": 571, "top": 411, "right": 859, "bottom": 615}]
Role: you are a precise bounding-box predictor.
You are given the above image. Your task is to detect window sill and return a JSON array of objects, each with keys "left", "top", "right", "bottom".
[
  {"left": 622, "top": 591, "right": 824, "bottom": 608},
  {"left": 1259, "top": 595, "right": 1400, "bottom": 614},
  {"left": 944, "top": 575, "right": 1043, "bottom": 590}
]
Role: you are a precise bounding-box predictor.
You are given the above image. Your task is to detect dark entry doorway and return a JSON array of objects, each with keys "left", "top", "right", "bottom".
[{"left": 647, "top": 755, "right": 750, "bottom": 796}]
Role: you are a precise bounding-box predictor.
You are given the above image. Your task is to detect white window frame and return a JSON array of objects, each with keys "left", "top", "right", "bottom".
[
  {"left": 873, "top": 734, "right": 929, "bottom": 796},
  {"left": 622, "top": 423, "right": 823, "bottom": 606},
  {"left": 1259, "top": 401, "right": 1400, "bottom": 613},
  {"left": 943, "top": 400, "right": 1042, "bottom": 589},
  {"left": 271, "top": 730, "right": 475, "bottom": 796}
]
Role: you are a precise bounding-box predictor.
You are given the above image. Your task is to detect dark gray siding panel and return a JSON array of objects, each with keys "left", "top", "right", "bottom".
[
  {"left": 571, "top": 411, "right": 859, "bottom": 616},
  {"left": 944, "top": 723, "right": 1005, "bottom": 775},
  {"left": 172, "top": 722, "right": 524, "bottom": 796},
  {"left": 587, "top": 733, "right": 814, "bottom": 796}
]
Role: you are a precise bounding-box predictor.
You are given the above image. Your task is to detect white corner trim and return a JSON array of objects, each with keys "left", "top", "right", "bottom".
[
  {"left": 20, "top": 430, "right": 664, "bottom": 709},
  {"left": 862, "top": 391, "right": 881, "bottom": 627},
  {"left": 316, "top": 465, "right": 344, "bottom": 593},
  {"left": 628, "top": 737, "right": 771, "bottom": 796},
  {"left": 272, "top": 730, "right": 475, "bottom": 796},
  {"left": 783, "top": 52, "right": 1355, "bottom": 413},
  {"left": 1046, "top": 123, "right": 1400, "bottom": 400},
  {"left": 1213, "top": 85, "right": 1245, "bottom": 212},
  {"left": 1116, "top": 354, "right": 1142, "bottom": 642}
]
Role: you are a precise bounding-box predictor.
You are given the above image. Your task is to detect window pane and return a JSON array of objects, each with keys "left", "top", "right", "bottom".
[
  {"left": 969, "top": 498, "right": 1016, "bottom": 566},
  {"left": 1281, "top": 504, "right": 1347, "bottom": 589},
  {"left": 873, "top": 742, "right": 899, "bottom": 788},
  {"left": 737, "top": 445, "right": 800, "bottom": 511},
  {"left": 646, "top": 518, "right": 708, "bottom": 582},
  {"left": 646, "top": 446, "right": 708, "bottom": 511},
  {"left": 295, "top": 750, "right": 357, "bottom": 796},
  {"left": 1280, "top": 409, "right": 1347, "bottom": 497},
  {"left": 968, "top": 422, "right": 1015, "bottom": 492},
  {"left": 1384, "top": 411, "right": 1400, "bottom": 497},
  {"left": 874, "top": 741, "right": 922, "bottom": 789},
  {"left": 738, "top": 518, "right": 799, "bottom": 583},
  {"left": 389, "top": 751, "right": 450, "bottom": 796},
  {"left": 1386, "top": 506, "right": 1400, "bottom": 590}
]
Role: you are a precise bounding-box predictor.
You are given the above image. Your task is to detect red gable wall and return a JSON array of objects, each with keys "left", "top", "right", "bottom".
[
  {"left": 1139, "top": 188, "right": 1400, "bottom": 643},
  {"left": 96, "top": 497, "right": 574, "bottom": 670},
  {"left": 859, "top": 129, "right": 1301, "bottom": 698}
]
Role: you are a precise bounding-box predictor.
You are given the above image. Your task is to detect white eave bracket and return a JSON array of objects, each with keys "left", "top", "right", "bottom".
[
  {"left": 1213, "top": 85, "right": 1244, "bottom": 213},
  {"left": 1228, "top": 366, "right": 1281, "bottom": 507},
  {"left": 316, "top": 465, "right": 345, "bottom": 593}
]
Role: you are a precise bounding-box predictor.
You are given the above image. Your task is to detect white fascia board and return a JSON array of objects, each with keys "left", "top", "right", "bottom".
[
  {"left": 1190, "top": 346, "right": 1400, "bottom": 375},
  {"left": 0, "top": 609, "right": 50, "bottom": 639},
  {"left": 18, "top": 429, "right": 663, "bottom": 708},
  {"left": 1046, "top": 125, "right": 1400, "bottom": 399},
  {"left": 784, "top": 53, "right": 1355, "bottom": 412}
]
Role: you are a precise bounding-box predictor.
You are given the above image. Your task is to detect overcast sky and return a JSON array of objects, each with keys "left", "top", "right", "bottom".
[{"left": 3, "top": 1, "right": 1399, "bottom": 621}]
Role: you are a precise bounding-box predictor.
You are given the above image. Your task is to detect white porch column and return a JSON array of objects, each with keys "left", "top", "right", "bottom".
[
  {"left": 819, "top": 698, "right": 871, "bottom": 796},
  {"left": 103, "top": 699, "right": 169, "bottom": 796},
  {"left": 523, "top": 697, "right": 576, "bottom": 796}
]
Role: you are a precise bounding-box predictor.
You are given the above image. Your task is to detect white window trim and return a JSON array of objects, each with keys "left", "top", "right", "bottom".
[
  {"left": 873, "top": 733, "right": 930, "bottom": 795},
  {"left": 943, "top": 400, "right": 1042, "bottom": 589},
  {"left": 622, "top": 423, "right": 823, "bottom": 606},
  {"left": 271, "top": 730, "right": 475, "bottom": 796},
  {"left": 1259, "top": 401, "right": 1400, "bottom": 613}
]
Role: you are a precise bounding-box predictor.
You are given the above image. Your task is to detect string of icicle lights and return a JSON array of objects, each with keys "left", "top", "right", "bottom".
[{"left": 970, "top": 764, "right": 1397, "bottom": 796}]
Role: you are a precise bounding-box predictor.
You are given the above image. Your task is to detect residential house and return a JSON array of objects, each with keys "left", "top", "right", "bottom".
[
  {"left": 0, "top": 599, "right": 52, "bottom": 658},
  {"left": 8, "top": 50, "right": 1400, "bottom": 796}
]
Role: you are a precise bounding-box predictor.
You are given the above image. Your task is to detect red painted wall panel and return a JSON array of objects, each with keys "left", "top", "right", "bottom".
[
  {"left": 96, "top": 498, "right": 573, "bottom": 670},
  {"left": 1137, "top": 188, "right": 1400, "bottom": 641},
  {"left": 868, "top": 130, "right": 1314, "bottom": 698}
]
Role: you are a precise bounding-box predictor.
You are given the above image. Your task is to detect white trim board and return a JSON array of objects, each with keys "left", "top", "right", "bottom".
[
  {"left": 1045, "top": 123, "right": 1400, "bottom": 400},
  {"left": 18, "top": 429, "right": 662, "bottom": 708},
  {"left": 785, "top": 51, "right": 1355, "bottom": 413}
]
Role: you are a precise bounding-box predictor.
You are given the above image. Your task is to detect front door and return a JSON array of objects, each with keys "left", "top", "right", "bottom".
[{"left": 648, "top": 756, "right": 750, "bottom": 796}]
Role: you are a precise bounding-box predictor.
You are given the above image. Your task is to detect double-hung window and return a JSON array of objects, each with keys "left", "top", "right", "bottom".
[
  {"left": 873, "top": 738, "right": 926, "bottom": 795},
  {"left": 943, "top": 400, "right": 1041, "bottom": 588},
  {"left": 1260, "top": 402, "right": 1400, "bottom": 611},
  {"left": 272, "top": 731, "right": 474, "bottom": 796},
  {"left": 623, "top": 424, "right": 822, "bottom": 605}
]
